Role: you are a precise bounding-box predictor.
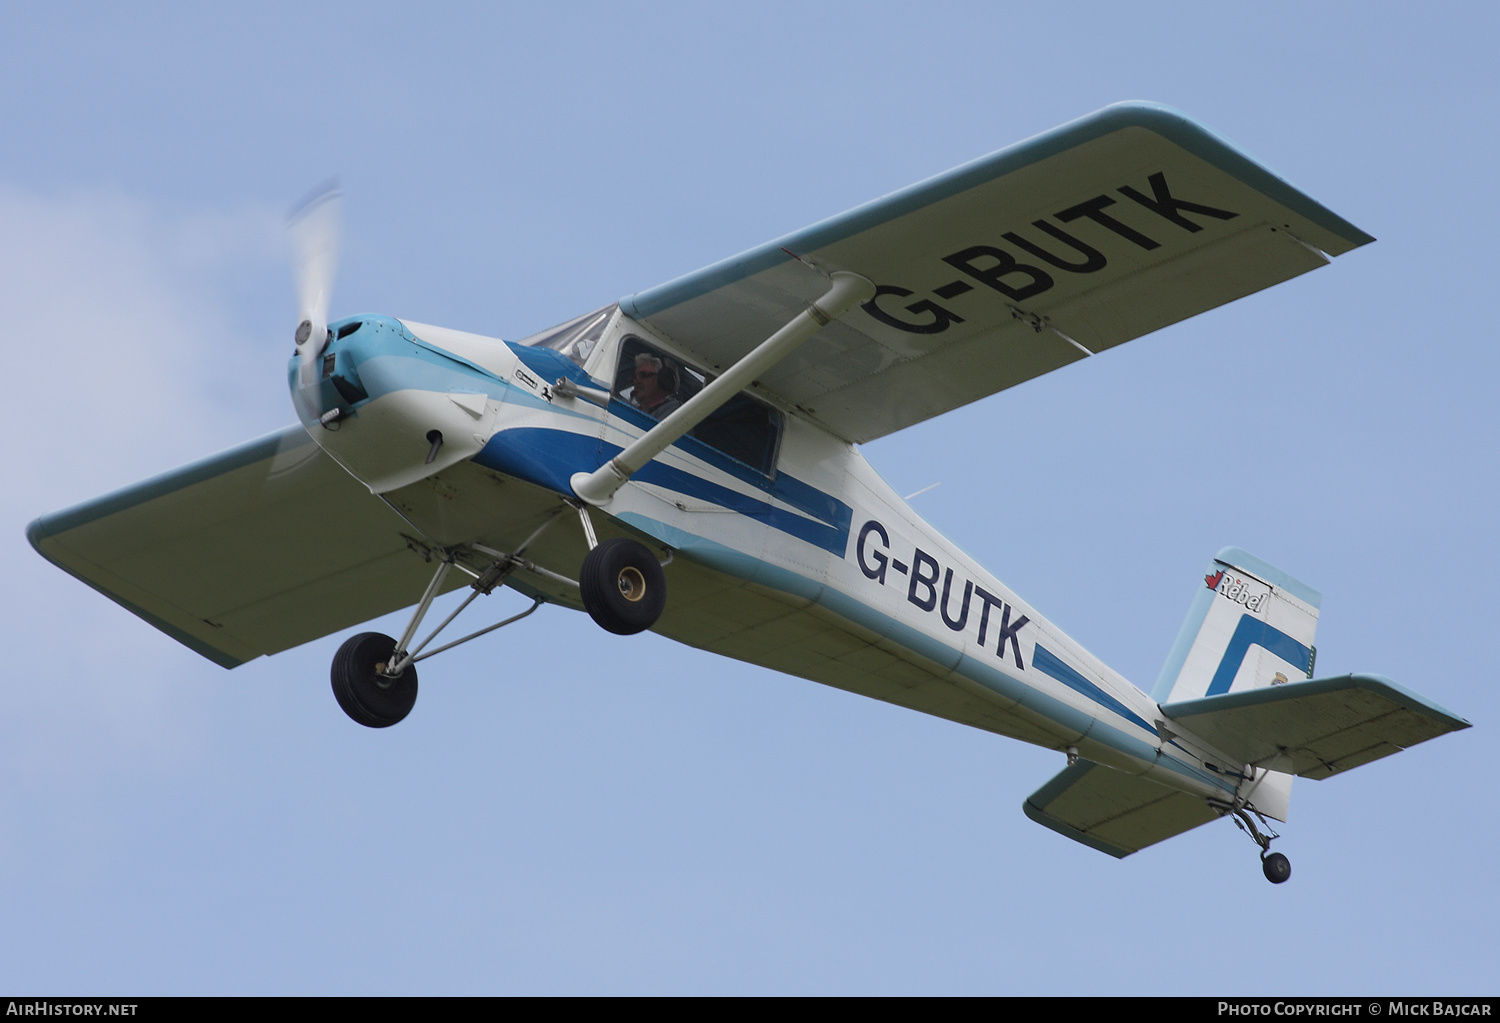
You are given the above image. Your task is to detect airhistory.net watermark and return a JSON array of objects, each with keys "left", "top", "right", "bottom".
[{"left": 5, "top": 1004, "right": 138, "bottom": 1016}]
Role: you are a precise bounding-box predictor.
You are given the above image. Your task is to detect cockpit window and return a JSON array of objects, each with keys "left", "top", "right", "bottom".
[
  {"left": 614, "top": 337, "right": 702, "bottom": 419},
  {"left": 613, "top": 336, "right": 782, "bottom": 477},
  {"left": 516, "top": 304, "right": 615, "bottom": 368}
]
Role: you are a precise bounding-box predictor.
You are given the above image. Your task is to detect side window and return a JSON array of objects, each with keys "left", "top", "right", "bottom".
[
  {"left": 692, "top": 391, "right": 781, "bottom": 473},
  {"left": 613, "top": 337, "right": 782, "bottom": 476},
  {"left": 614, "top": 337, "right": 703, "bottom": 420}
]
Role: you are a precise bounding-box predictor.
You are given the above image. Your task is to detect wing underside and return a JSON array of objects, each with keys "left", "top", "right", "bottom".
[
  {"left": 28, "top": 427, "right": 449, "bottom": 667},
  {"left": 621, "top": 102, "right": 1372, "bottom": 443}
]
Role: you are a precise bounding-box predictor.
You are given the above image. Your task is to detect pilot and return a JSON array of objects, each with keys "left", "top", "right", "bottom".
[{"left": 627, "top": 353, "right": 681, "bottom": 419}]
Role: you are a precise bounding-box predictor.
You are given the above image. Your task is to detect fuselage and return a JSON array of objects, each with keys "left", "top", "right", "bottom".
[{"left": 291, "top": 308, "right": 1265, "bottom": 813}]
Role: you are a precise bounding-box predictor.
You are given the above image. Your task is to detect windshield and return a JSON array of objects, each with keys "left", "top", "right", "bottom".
[{"left": 515, "top": 304, "right": 616, "bottom": 368}]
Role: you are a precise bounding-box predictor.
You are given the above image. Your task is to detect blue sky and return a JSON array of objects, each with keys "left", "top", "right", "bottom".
[{"left": 2, "top": 2, "right": 1495, "bottom": 994}]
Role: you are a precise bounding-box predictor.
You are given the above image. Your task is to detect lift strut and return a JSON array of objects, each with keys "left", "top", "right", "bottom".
[{"left": 569, "top": 271, "right": 874, "bottom": 506}]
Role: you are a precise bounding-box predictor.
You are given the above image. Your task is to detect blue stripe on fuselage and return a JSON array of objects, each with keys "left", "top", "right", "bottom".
[
  {"left": 474, "top": 427, "right": 852, "bottom": 556},
  {"left": 1031, "top": 645, "right": 1157, "bottom": 733}
]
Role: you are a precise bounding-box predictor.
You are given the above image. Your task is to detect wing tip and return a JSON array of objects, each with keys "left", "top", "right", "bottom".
[
  {"left": 1082, "top": 101, "right": 1376, "bottom": 251},
  {"left": 25, "top": 513, "right": 56, "bottom": 555},
  {"left": 1022, "top": 794, "right": 1135, "bottom": 859},
  {"left": 1341, "top": 672, "right": 1473, "bottom": 732},
  {"left": 27, "top": 534, "right": 248, "bottom": 671}
]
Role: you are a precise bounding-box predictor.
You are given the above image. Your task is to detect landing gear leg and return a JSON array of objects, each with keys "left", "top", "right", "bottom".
[
  {"left": 328, "top": 520, "right": 556, "bottom": 727},
  {"left": 1231, "top": 807, "right": 1291, "bottom": 885}
]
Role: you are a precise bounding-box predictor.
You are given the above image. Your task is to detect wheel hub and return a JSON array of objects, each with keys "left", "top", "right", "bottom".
[{"left": 617, "top": 566, "right": 646, "bottom": 602}]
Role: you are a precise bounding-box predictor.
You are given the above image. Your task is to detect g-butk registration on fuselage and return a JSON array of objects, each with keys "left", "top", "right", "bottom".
[{"left": 29, "top": 103, "right": 1469, "bottom": 883}]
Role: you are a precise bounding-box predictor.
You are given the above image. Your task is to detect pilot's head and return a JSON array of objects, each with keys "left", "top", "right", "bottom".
[{"left": 633, "top": 353, "right": 676, "bottom": 405}]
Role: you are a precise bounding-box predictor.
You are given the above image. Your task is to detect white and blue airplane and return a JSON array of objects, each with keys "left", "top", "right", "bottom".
[{"left": 29, "top": 103, "right": 1469, "bottom": 882}]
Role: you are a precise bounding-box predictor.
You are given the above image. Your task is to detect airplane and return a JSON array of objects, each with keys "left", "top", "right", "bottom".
[{"left": 28, "top": 102, "right": 1470, "bottom": 883}]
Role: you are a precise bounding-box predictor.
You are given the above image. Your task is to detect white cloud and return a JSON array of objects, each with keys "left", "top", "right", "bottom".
[
  {"left": 1, "top": 185, "right": 291, "bottom": 787},
  {"left": 0, "top": 186, "right": 288, "bottom": 500}
]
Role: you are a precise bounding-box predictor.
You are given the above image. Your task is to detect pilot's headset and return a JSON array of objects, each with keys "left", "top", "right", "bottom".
[{"left": 656, "top": 359, "right": 679, "bottom": 395}]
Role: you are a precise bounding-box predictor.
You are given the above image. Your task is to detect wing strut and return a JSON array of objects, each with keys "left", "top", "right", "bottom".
[{"left": 570, "top": 271, "right": 875, "bottom": 506}]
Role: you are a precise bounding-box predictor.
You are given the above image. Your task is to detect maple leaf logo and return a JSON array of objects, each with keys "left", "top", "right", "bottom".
[{"left": 1204, "top": 569, "right": 1224, "bottom": 590}]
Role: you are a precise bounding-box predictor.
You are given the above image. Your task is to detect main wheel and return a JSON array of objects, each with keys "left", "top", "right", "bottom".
[
  {"left": 331, "top": 632, "right": 418, "bottom": 728},
  {"left": 579, "top": 537, "right": 667, "bottom": 635},
  {"left": 1261, "top": 851, "right": 1291, "bottom": 884}
]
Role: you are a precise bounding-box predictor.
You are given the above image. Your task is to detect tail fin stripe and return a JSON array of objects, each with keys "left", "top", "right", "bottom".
[{"left": 1207, "top": 614, "right": 1313, "bottom": 697}]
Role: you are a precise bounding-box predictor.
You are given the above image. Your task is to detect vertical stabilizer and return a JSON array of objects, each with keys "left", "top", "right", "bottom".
[{"left": 1152, "top": 547, "right": 1321, "bottom": 706}]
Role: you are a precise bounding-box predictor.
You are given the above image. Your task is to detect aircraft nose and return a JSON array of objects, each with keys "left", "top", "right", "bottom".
[{"left": 288, "top": 319, "right": 371, "bottom": 427}]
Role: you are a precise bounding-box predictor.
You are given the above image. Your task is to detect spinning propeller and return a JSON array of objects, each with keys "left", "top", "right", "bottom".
[{"left": 288, "top": 183, "right": 343, "bottom": 425}]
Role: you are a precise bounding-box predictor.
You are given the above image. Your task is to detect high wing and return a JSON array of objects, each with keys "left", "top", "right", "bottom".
[
  {"left": 27, "top": 427, "right": 450, "bottom": 667},
  {"left": 1161, "top": 673, "right": 1471, "bottom": 779},
  {"left": 621, "top": 101, "right": 1373, "bottom": 444}
]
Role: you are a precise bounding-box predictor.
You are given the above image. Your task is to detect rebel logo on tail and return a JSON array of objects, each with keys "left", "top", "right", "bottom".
[{"left": 1206, "top": 567, "right": 1269, "bottom": 613}]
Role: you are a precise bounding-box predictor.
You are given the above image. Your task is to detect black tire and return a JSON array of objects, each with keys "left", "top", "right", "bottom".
[
  {"left": 579, "top": 537, "right": 667, "bottom": 635},
  {"left": 331, "top": 632, "right": 418, "bottom": 728},
  {"left": 1261, "top": 851, "right": 1291, "bottom": 884}
]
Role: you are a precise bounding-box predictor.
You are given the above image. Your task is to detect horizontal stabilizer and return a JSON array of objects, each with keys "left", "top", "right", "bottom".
[
  {"left": 1163, "top": 674, "right": 1470, "bottom": 780},
  {"left": 1023, "top": 760, "right": 1220, "bottom": 858}
]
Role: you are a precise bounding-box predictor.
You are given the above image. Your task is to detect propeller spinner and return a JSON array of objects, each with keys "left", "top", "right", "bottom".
[{"left": 288, "top": 183, "right": 343, "bottom": 425}]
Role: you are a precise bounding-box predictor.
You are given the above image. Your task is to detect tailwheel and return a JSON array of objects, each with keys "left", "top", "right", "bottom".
[
  {"left": 1230, "top": 806, "right": 1291, "bottom": 885},
  {"left": 1261, "top": 851, "right": 1292, "bottom": 884},
  {"left": 331, "top": 632, "right": 419, "bottom": 727},
  {"left": 579, "top": 537, "right": 666, "bottom": 635}
]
